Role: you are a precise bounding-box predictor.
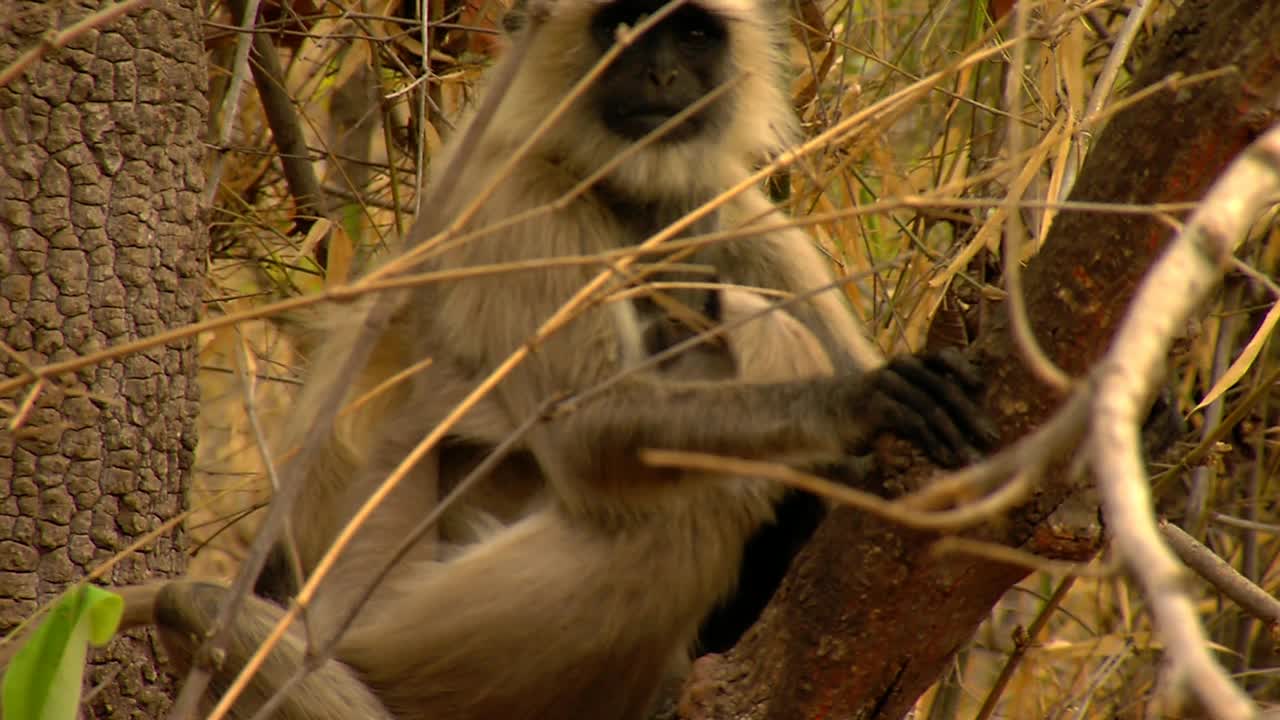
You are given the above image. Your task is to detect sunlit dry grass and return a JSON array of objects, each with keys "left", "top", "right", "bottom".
[{"left": 189, "top": 1, "right": 1280, "bottom": 716}]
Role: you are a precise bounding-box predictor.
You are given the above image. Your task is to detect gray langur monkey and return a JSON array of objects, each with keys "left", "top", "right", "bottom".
[{"left": 113, "top": 1, "right": 1000, "bottom": 719}]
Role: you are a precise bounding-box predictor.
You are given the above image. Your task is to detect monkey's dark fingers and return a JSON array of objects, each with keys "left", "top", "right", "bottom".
[
  {"left": 868, "top": 387, "right": 959, "bottom": 467},
  {"left": 922, "top": 347, "right": 986, "bottom": 390},
  {"left": 890, "top": 356, "right": 1001, "bottom": 452},
  {"left": 871, "top": 368, "right": 972, "bottom": 468}
]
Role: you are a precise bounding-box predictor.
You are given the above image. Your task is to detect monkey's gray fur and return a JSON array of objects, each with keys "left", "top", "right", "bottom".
[{"left": 106, "top": 2, "right": 997, "bottom": 719}]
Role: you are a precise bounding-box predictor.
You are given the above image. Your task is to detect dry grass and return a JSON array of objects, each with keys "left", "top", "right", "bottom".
[{"left": 188, "top": 0, "right": 1280, "bottom": 716}]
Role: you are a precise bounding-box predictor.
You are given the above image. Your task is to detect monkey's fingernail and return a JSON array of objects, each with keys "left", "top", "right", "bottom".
[
  {"left": 976, "top": 420, "right": 1001, "bottom": 448},
  {"left": 929, "top": 448, "right": 960, "bottom": 469}
]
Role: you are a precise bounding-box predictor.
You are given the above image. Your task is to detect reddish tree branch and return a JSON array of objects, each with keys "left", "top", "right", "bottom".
[{"left": 685, "top": 1, "right": 1280, "bottom": 717}]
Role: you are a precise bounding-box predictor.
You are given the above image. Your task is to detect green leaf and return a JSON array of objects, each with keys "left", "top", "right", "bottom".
[{"left": 2, "top": 585, "right": 124, "bottom": 720}]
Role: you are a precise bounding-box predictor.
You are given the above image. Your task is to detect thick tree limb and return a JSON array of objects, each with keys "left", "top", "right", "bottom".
[{"left": 686, "top": 2, "right": 1280, "bottom": 717}]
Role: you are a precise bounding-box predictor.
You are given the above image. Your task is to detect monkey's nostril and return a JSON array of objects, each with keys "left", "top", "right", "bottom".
[{"left": 648, "top": 68, "right": 678, "bottom": 87}]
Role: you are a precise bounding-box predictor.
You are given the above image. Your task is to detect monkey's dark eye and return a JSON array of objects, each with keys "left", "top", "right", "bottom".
[
  {"left": 681, "top": 27, "right": 709, "bottom": 48},
  {"left": 671, "top": 7, "right": 724, "bottom": 51}
]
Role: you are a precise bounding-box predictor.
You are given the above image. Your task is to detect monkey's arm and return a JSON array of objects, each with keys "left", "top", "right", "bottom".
[
  {"left": 713, "top": 189, "right": 884, "bottom": 371},
  {"left": 542, "top": 352, "right": 999, "bottom": 494}
]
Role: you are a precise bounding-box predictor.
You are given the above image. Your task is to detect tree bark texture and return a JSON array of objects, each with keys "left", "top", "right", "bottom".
[
  {"left": 0, "top": 0, "right": 208, "bottom": 715},
  {"left": 686, "top": 1, "right": 1280, "bottom": 718}
]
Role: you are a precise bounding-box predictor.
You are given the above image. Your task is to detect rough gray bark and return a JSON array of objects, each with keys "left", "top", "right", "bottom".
[{"left": 0, "top": 0, "right": 208, "bottom": 715}]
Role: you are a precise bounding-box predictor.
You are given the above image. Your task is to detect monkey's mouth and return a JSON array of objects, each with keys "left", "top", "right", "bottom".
[{"left": 605, "top": 105, "right": 703, "bottom": 143}]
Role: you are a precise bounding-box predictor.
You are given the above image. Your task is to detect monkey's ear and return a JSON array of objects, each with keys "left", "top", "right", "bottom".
[
  {"left": 501, "top": 0, "right": 527, "bottom": 34},
  {"left": 501, "top": 0, "right": 553, "bottom": 35}
]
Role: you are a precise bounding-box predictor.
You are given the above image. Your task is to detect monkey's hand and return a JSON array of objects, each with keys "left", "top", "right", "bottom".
[{"left": 839, "top": 349, "right": 1000, "bottom": 468}]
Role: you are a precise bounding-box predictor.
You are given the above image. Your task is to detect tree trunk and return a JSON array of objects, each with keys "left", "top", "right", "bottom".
[
  {"left": 0, "top": 0, "right": 208, "bottom": 715},
  {"left": 685, "top": 1, "right": 1280, "bottom": 717}
]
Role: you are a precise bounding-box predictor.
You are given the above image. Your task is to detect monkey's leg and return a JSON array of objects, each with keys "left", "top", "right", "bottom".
[
  {"left": 334, "top": 508, "right": 736, "bottom": 720},
  {"left": 149, "top": 581, "right": 393, "bottom": 720},
  {"left": 251, "top": 439, "right": 448, "bottom": 648}
]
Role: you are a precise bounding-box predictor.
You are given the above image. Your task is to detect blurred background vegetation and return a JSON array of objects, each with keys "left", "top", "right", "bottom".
[{"left": 186, "top": 1, "right": 1280, "bottom": 716}]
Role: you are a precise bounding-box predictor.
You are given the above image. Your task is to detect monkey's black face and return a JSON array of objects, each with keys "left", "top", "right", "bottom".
[{"left": 589, "top": 0, "right": 731, "bottom": 144}]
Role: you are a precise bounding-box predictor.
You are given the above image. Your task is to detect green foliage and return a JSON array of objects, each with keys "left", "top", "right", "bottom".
[{"left": 2, "top": 585, "right": 123, "bottom": 720}]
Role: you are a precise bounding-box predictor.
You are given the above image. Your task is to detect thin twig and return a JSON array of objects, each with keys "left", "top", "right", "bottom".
[
  {"left": 224, "top": 0, "right": 332, "bottom": 244},
  {"left": 1060, "top": 0, "right": 1156, "bottom": 200},
  {"left": 243, "top": 396, "right": 560, "bottom": 720},
  {"left": 1185, "top": 286, "right": 1242, "bottom": 538},
  {"left": 1084, "top": 0, "right": 1155, "bottom": 124},
  {"left": 0, "top": 0, "right": 151, "bottom": 87},
  {"left": 572, "top": 262, "right": 904, "bottom": 405},
  {"left": 1001, "top": 4, "right": 1073, "bottom": 392},
  {"left": 931, "top": 537, "right": 1112, "bottom": 577},
  {"left": 197, "top": 13, "right": 553, "bottom": 718},
  {"left": 374, "top": 29, "right": 1024, "bottom": 285},
  {"left": 900, "top": 388, "right": 1090, "bottom": 512},
  {"left": 169, "top": 19, "right": 550, "bottom": 711},
  {"left": 1160, "top": 520, "right": 1280, "bottom": 631},
  {"left": 373, "top": 0, "right": 702, "bottom": 279},
  {"left": 206, "top": 18, "right": 1023, "bottom": 712},
  {"left": 0, "top": 474, "right": 262, "bottom": 664},
  {"left": 233, "top": 336, "right": 306, "bottom": 613},
  {"left": 170, "top": 313, "right": 391, "bottom": 719},
  {"left": 1211, "top": 513, "right": 1280, "bottom": 536},
  {"left": 974, "top": 575, "right": 1079, "bottom": 720},
  {"left": 0, "top": 196, "right": 1198, "bottom": 404},
  {"left": 1063, "top": 638, "right": 1133, "bottom": 720},
  {"left": 202, "top": 0, "right": 262, "bottom": 208},
  {"left": 7, "top": 379, "right": 45, "bottom": 431},
  {"left": 643, "top": 450, "right": 1022, "bottom": 532},
  {"left": 1155, "top": 364, "right": 1280, "bottom": 484}
]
